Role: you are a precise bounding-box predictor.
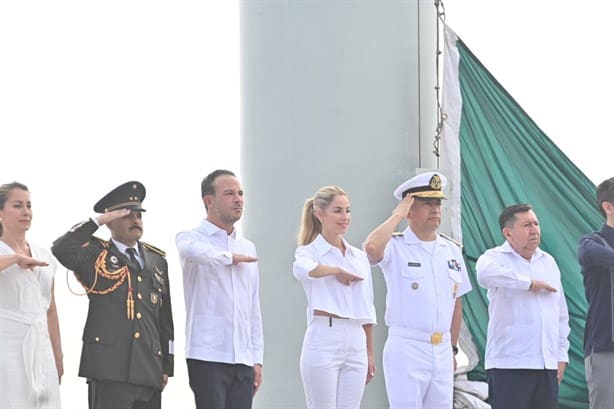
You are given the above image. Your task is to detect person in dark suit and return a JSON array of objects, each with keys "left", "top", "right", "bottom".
[{"left": 52, "top": 181, "right": 174, "bottom": 409}]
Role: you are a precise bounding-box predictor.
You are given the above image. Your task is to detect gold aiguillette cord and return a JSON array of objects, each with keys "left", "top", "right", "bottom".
[{"left": 126, "top": 273, "right": 134, "bottom": 320}]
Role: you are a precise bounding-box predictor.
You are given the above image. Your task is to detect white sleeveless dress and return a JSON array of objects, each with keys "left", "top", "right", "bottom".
[{"left": 0, "top": 241, "right": 61, "bottom": 409}]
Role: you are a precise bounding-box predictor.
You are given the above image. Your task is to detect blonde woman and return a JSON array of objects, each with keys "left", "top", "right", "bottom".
[
  {"left": 0, "top": 182, "right": 63, "bottom": 408},
  {"left": 293, "top": 186, "right": 376, "bottom": 409}
]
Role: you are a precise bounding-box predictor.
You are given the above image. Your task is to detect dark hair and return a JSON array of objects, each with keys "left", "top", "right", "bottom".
[
  {"left": 0, "top": 181, "right": 29, "bottom": 236},
  {"left": 596, "top": 177, "right": 614, "bottom": 218},
  {"left": 498, "top": 203, "right": 532, "bottom": 230},
  {"left": 200, "top": 170, "right": 236, "bottom": 210}
]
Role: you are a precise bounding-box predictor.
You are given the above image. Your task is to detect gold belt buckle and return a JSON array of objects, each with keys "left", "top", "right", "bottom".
[{"left": 430, "top": 332, "right": 443, "bottom": 345}]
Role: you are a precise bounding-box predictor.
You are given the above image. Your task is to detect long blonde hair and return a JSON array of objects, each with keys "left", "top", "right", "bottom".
[{"left": 297, "top": 185, "right": 347, "bottom": 245}]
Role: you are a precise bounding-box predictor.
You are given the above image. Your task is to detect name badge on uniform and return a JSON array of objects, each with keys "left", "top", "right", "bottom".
[{"left": 407, "top": 262, "right": 421, "bottom": 267}]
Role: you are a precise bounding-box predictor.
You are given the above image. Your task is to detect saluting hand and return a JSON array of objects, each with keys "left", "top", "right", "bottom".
[
  {"left": 529, "top": 279, "right": 557, "bottom": 293},
  {"left": 393, "top": 194, "right": 415, "bottom": 218},
  {"left": 96, "top": 208, "right": 131, "bottom": 225},
  {"left": 232, "top": 254, "right": 258, "bottom": 264},
  {"left": 17, "top": 255, "right": 49, "bottom": 270},
  {"left": 335, "top": 269, "right": 364, "bottom": 286}
]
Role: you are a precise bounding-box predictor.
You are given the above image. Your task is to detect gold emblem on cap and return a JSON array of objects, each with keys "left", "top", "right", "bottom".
[
  {"left": 430, "top": 174, "right": 442, "bottom": 190},
  {"left": 132, "top": 183, "right": 138, "bottom": 190},
  {"left": 411, "top": 282, "right": 419, "bottom": 290}
]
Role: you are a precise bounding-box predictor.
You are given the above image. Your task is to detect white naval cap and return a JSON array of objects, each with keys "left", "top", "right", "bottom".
[{"left": 393, "top": 171, "right": 448, "bottom": 200}]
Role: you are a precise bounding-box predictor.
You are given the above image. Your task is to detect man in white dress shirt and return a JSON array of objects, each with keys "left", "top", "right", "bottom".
[
  {"left": 476, "top": 203, "right": 570, "bottom": 409},
  {"left": 176, "top": 169, "right": 264, "bottom": 409},
  {"left": 364, "top": 171, "right": 471, "bottom": 409}
]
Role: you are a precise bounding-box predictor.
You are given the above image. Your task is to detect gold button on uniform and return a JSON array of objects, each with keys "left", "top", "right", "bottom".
[
  {"left": 137, "top": 293, "right": 142, "bottom": 300},
  {"left": 95, "top": 337, "right": 100, "bottom": 342},
  {"left": 430, "top": 332, "right": 443, "bottom": 345},
  {"left": 157, "top": 351, "right": 162, "bottom": 356},
  {"left": 137, "top": 276, "right": 142, "bottom": 282},
  {"left": 136, "top": 312, "right": 142, "bottom": 319},
  {"left": 134, "top": 332, "right": 140, "bottom": 339}
]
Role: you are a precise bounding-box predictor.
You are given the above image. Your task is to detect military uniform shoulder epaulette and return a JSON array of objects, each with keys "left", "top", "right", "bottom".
[
  {"left": 92, "top": 236, "right": 109, "bottom": 248},
  {"left": 439, "top": 233, "right": 463, "bottom": 248},
  {"left": 142, "top": 242, "right": 166, "bottom": 257}
]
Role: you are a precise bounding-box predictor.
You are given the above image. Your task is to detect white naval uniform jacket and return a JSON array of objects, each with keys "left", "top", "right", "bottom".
[{"left": 378, "top": 228, "right": 471, "bottom": 336}]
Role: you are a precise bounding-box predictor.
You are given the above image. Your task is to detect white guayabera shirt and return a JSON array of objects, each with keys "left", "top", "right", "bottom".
[
  {"left": 476, "top": 241, "right": 570, "bottom": 370},
  {"left": 176, "top": 219, "right": 264, "bottom": 366}
]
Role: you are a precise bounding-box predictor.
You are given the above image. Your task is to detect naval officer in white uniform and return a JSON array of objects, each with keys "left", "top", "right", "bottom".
[{"left": 364, "top": 171, "right": 471, "bottom": 409}]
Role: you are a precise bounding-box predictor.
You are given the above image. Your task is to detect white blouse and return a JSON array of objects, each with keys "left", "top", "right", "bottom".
[{"left": 293, "top": 234, "right": 377, "bottom": 325}]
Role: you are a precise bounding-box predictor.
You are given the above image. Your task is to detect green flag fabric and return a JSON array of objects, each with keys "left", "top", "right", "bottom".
[{"left": 441, "top": 26, "right": 598, "bottom": 409}]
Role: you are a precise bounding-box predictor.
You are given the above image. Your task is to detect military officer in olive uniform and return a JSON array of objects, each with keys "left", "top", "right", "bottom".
[{"left": 52, "top": 181, "right": 174, "bottom": 409}]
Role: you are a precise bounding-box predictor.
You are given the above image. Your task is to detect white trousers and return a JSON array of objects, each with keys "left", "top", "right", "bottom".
[
  {"left": 300, "top": 316, "right": 367, "bottom": 409},
  {"left": 383, "top": 333, "right": 453, "bottom": 409}
]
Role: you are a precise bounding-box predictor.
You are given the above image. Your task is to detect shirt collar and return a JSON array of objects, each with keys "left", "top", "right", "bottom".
[
  {"left": 402, "top": 227, "right": 445, "bottom": 246},
  {"left": 200, "top": 218, "right": 237, "bottom": 239},
  {"left": 501, "top": 240, "right": 543, "bottom": 260},
  {"left": 111, "top": 239, "right": 139, "bottom": 256},
  {"left": 312, "top": 234, "right": 356, "bottom": 256}
]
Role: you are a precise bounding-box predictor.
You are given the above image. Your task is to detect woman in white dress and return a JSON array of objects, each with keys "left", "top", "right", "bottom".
[
  {"left": 0, "top": 182, "right": 63, "bottom": 409},
  {"left": 293, "top": 186, "right": 377, "bottom": 409}
]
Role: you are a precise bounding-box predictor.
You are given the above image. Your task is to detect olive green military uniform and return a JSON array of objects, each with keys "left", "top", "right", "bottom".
[{"left": 52, "top": 219, "right": 174, "bottom": 405}]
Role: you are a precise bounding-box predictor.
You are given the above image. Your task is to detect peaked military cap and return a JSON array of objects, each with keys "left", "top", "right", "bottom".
[
  {"left": 93, "top": 181, "right": 147, "bottom": 213},
  {"left": 393, "top": 171, "right": 447, "bottom": 200}
]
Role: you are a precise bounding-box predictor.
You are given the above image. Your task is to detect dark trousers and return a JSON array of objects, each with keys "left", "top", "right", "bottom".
[
  {"left": 487, "top": 368, "right": 558, "bottom": 409},
  {"left": 187, "top": 359, "right": 254, "bottom": 409},
  {"left": 88, "top": 379, "right": 161, "bottom": 409}
]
